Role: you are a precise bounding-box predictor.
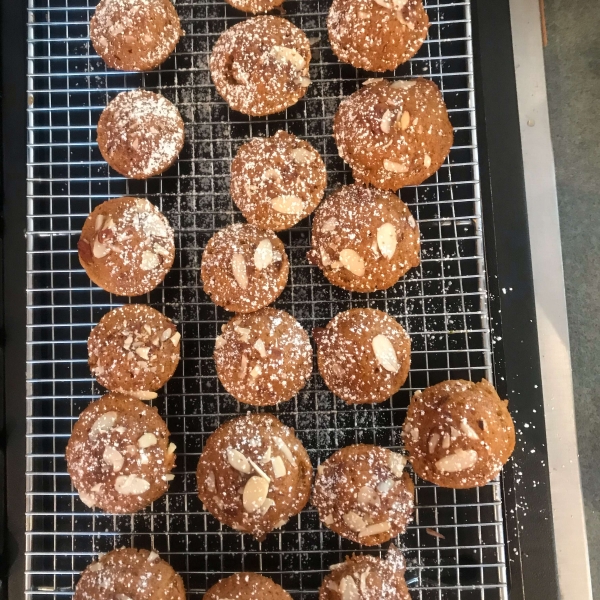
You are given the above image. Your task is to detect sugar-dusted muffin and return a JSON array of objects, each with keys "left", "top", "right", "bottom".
[
  {"left": 307, "top": 184, "right": 420, "bottom": 292},
  {"left": 196, "top": 413, "right": 313, "bottom": 540},
  {"left": 74, "top": 548, "right": 185, "bottom": 600},
  {"left": 66, "top": 393, "right": 176, "bottom": 513},
  {"left": 402, "top": 379, "right": 516, "bottom": 488},
  {"left": 328, "top": 0, "right": 429, "bottom": 72},
  {"left": 88, "top": 304, "right": 180, "bottom": 397},
  {"left": 90, "top": 0, "right": 183, "bottom": 72},
  {"left": 225, "top": 0, "right": 285, "bottom": 13},
  {"left": 320, "top": 546, "right": 410, "bottom": 600},
  {"left": 230, "top": 131, "right": 327, "bottom": 231},
  {"left": 313, "top": 444, "right": 414, "bottom": 546},
  {"left": 209, "top": 16, "right": 312, "bottom": 116},
  {"left": 201, "top": 223, "right": 289, "bottom": 313},
  {"left": 333, "top": 78, "right": 453, "bottom": 190},
  {"left": 78, "top": 197, "right": 175, "bottom": 296},
  {"left": 97, "top": 90, "right": 184, "bottom": 179},
  {"left": 314, "top": 308, "right": 411, "bottom": 404},
  {"left": 214, "top": 308, "right": 312, "bottom": 406},
  {"left": 204, "top": 573, "right": 293, "bottom": 600}
]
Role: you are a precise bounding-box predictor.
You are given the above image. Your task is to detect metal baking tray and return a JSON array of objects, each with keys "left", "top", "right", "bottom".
[{"left": 1, "top": 0, "right": 562, "bottom": 599}]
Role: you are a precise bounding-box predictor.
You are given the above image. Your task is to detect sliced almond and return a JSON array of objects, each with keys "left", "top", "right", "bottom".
[
  {"left": 339, "top": 249, "right": 365, "bottom": 277},
  {"left": 242, "top": 476, "right": 270, "bottom": 513},
  {"left": 116, "top": 389, "right": 157, "bottom": 401},
  {"left": 442, "top": 433, "right": 451, "bottom": 449},
  {"left": 170, "top": 331, "right": 181, "bottom": 346},
  {"left": 270, "top": 45, "right": 306, "bottom": 71},
  {"left": 377, "top": 478, "right": 395, "bottom": 494},
  {"left": 138, "top": 432, "right": 158, "bottom": 449},
  {"left": 254, "top": 239, "right": 273, "bottom": 271},
  {"left": 460, "top": 421, "right": 479, "bottom": 440},
  {"left": 428, "top": 433, "right": 440, "bottom": 454},
  {"left": 248, "top": 458, "right": 271, "bottom": 482},
  {"left": 271, "top": 455, "right": 287, "bottom": 478},
  {"left": 116, "top": 594, "right": 132, "bottom": 600},
  {"left": 89, "top": 411, "right": 118, "bottom": 438},
  {"left": 123, "top": 335, "right": 133, "bottom": 350},
  {"left": 387, "top": 451, "right": 407, "bottom": 477},
  {"left": 373, "top": 0, "right": 392, "bottom": 8},
  {"left": 147, "top": 551, "right": 159, "bottom": 563},
  {"left": 257, "top": 496, "right": 276, "bottom": 515},
  {"left": 398, "top": 110, "right": 410, "bottom": 130},
  {"left": 227, "top": 447, "right": 252, "bottom": 474},
  {"left": 88, "top": 562, "right": 103, "bottom": 572},
  {"left": 383, "top": 159, "right": 408, "bottom": 173},
  {"left": 390, "top": 79, "right": 416, "bottom": 89},
  {"left": 92, "top": 238, "right": 111, "bottom": 259},
  {"left": 154, "top": 244, "right": 170, "bottom": 257},
  {"left": 377, "top": 223, "right": 397, "bottom": 259},
  {"left": 320, "top": 217, "right": 338, "bottom": 232},
  {"left": 249, "top": 365, "right": 262, "bottom": 379},
  {"left": 410, "top": 427, "right": 420, "bottom": 442},
  {"left": 167, "top": 442, "right": 176, "bottom": 455},
  {"left": 435, "top": 449, "right": 478, "bottom": 473},
  {"left": 296, "top": 76, "right": 311, "bottom": 87},
  {"left": 151, "top": 336, "right": 160, "bottom": 347},
  {"left": 231, "top": 253, "right": 248, "bottom": 290},
  {"left": 260, "top": 446, "right": 272, "bottom": 465},
  {"left": 234, "top": 326, "right": 251, "bottom": 343},
  {"left": 271, "top": 194, "right": 303, "bottom": 215},
  {"left": 359, "top": 567, "right": 371, "bottom": 597},
  {"left": 253, "top": 338, "right": 267, "bottom": 357},
  {"left": 263, "top": 168, "right": 282, "bottom": 182},
  {"left": 164, "top": 474, "right": 175, "bottom": 481},
  {"left": 114, "top": 474, "right": 150, "bottom": 495},
  {"left": 372, "top": 334, "right": 400, "bottom": 373},
  {"left": 94, "top": 214, "right": 105, "bottom": 231},
  {"left": 380, "top": 109, "right": 394, "bottom": 133},
  {"left": 326, "top": 581, "right": 339, "bottom": 592},
  {"left": 135, "top": 347, "right": 150, "bottom": 361},
  {"left": 273, "top": 436, "right": 296, "bottom": 466},
  {"left": 215, "top": 335, "right": 226, "bottom": 350},
  {"left": 323, "top": 513, "right": 334, "bottom": 525},
  {"left": 78, "top": 491, "right": 96, "bottom": 508},
  {"left": 205, "top": 470, "right": 216, "bottom": 492},
  {"left": 357, "top": 485, "right": 381, "bottom": 507},
  {"left": 450, "top": 426, "right": 461, "bottom": 440},
  {"left": 140, "top": 251, "right": 159, "bottom": 271},
  {"left": 358, "top": 521, "right": 391, "bottom": 538},
  {"left": 143, "top": 324, "right": 152, "bottom": 335},
  {"left": 161, "top": 328, "right": 173, "bottom": 342},
  {"left": 342, "top": 511, "right": 367, "bottom": 532},
  {"left": 290, "top": 147, "right": 314, "bottom": 165},
  {"left": 320, "top": 246, "right": 332, "bottom": 266},
  {"left": 408, "top": 214, "right": 416, "bottom": 229},
  {"left": 424, "top": 154, "right": 432, "bottom": 168},
  {"left": 102, "top": 446, "right": 124, "bottom": 472},
  {"left": 339, "top": 575, "right": 360, "bottom": 600}
]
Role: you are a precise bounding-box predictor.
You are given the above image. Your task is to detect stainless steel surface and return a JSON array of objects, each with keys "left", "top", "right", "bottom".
[
  {"left": 25, "top": 0, "right": 509, "bottom": 598},
  {"left": 509, "top": 0, "right": 593, "bottom": 598}
]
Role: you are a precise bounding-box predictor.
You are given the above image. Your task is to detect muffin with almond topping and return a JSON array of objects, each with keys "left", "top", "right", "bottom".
[
  {"left": 90, "top": 0, "right": 183, "bottom": 72},
  {"left": 196, "top": 413, "right": 312, "bottom": 541},
  {"left": 328, "top": 0, "right": 429, "bottom": 72},
  {"left": 74, "top": 548, "right": 186, "bottom": 600},
  {"left": 78, "top": 197, "right": 175, "bottom": 296},
  {"left": 214, "top": 308, "right": 312, "bottom": 406},
  {"left": 333, "top": 78, "right": 453, "bottom": 190},
  {"left": 201, "top": 223, "right": 289, "bottom": 313},
  {"left": 88, "top": 304, "right": 180, "bottom": 397},
  {"left": 313, "top": 444, "right": 414, "bottom": 546},
  {"left": 209, "top": 16, "right": 312, "bottom": 116},
  {"left": 66, "top": 392, "right": 176, "bottom": 513},
  {"left": 307, "top": 184, "right": 420, "bottom": 292},
  {"left": 204, "top": 573, "right": 292, "bottom": 600},
  {"left": 402, "top": 379, "right": 515, "bottom": 488},
  {"left": 230, "top": 131, "right": 326, "bottom": 231},
  {"left": 315, "top": 308, "right": 411, "bottom": 404}
]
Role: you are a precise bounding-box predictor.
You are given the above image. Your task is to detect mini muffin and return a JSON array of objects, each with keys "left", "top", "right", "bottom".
[
  {"left": 225, "top": 0, "right": 285, "bottom": 13},
  {"left": 97, "top": 90, "right": 185, "bottom": 179},
  {"left": 333, "top": 78, "right": 453, "bottom": 190},
  {"left": 204, "top": 573, "right": 292, "bottom": 600},
  {"left": 209, "top": 16, "right": 311, "bottom": 116},
  {"left": 230, "top": 131, "right": 327, "bottom": 231},
  {"left": 66, "top": 392, "right": 176, "bottom": 513},
  {"left": 78, "top": 197, "right": 175, "bottom": 296},
  {"left": 90, "top": 0, "right": 183, "bottom": 72},
  {"left": 307, "top": 184, "right": 420, "bottom": 292},
  {"left": 314, "top": 308, "right": 410, "bottom": 404},
  {"left": 201, "top": 223, "right": 289, "bottom": 313},
  {"left": 402, "top": 379, "right": 516, "bottom": 488},
  {"left": 196, "top": 413, "right": 312, "bottom": 541},
  {"left": 313, "top": 444, "right": 414, "bottom": 546},
  {"left": 214, "top": 308, "right": 312, "bottom": 406},
  {"left": 88, "top": 304, "right": 181, "bottom": 397},
  {"left": 320, "top": 547, "right": 410, "bottom": 600},
  {"left": 74, "top": 548, "right": 185, "bottom": 600}
]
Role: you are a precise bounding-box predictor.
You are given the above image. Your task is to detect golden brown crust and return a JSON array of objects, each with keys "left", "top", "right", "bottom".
[
  {"left": 78, "top": 197, "right": 175, "bottom": 296},
  {"left": 88, "top": 304, "right": 180, "bottom": 393},
  {"left": 214, "top": 308, "right": 312, "bottom": 406},
  {"left": 209, "top": 16, "right": 312, "bottom": 116},
  {"left": 200, "top": 223, "right": 289, "bottom": 313},
  {"left": 319, "top": 550, "right": 411, "bottom": 600},
  {"left": 315, "top": 308, "right": 411, "bottom": 404},
  {"left": 204, "top": 573, "right": 293, "bottom": 600},
  {"left": 66, "top": 393, "right": 176, "bottom": 513},
  {"left": 230, "top": 131, "right": 327, "bottom": 231},
  {"left": 328, "top": 0, "right": 429, "bottom": 72},
  {"left": 307, "top": 184, "right": 420, "bottom": 292},
  {"left": 402, "top": 379, "right": 516, "bottom": 488},
  {"left": 333, "top": 78, "right": 453, "bottom": 190},
  {"left": 74, "top": 548, "right": 185, "bottom": 600},
  {"left": 97, "top": 90, "right": 184, "bottom": 179},
  {"left": 313, "top": 444, "right": 414, "bottom": 546},
  {"left": 90, "top": 0, "right": 183, "bottom": 72},
  {"left": 196, "top": 413, "right": 313, "bottom": 541}
]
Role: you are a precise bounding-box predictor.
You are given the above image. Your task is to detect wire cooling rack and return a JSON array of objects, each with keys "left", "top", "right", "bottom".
[{"left": 25, "top": 0, "right": 508, "bottom": 598}]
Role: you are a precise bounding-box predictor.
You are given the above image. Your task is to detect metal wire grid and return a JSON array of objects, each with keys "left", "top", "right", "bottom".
[{"left": 24, "top": 0, "right": 507, "bottom": 598}]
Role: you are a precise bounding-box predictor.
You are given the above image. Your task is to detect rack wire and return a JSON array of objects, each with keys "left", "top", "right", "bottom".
[{"left": 25, "top": 0, "right": 508, "bottom": 598}]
